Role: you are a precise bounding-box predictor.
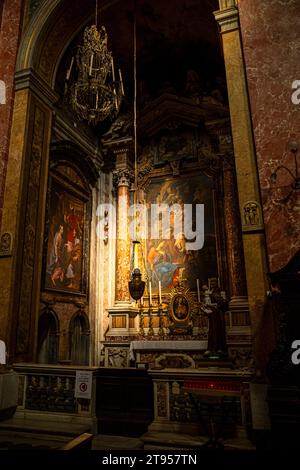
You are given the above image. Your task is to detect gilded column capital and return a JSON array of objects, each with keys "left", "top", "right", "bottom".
[
  {"left": 214, "top": 5, "right": 239, "bottom": 33},
  {"left": 113, "top": 168, "right": 133, "bottom": 188}
]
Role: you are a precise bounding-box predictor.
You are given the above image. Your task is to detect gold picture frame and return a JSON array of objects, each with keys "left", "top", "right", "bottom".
[{"left": 168, "top": 285, "right": 198, "bottom": 334}]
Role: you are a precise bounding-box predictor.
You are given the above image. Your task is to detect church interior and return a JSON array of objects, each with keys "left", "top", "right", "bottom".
[{"left": 0, "top": 0, "right": 300, "bottom": 453}]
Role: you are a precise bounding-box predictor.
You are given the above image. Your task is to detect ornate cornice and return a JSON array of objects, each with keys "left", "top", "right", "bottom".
[
  {"left": 53, "top": 113, "right": 101, "bottom": 164},
  {"left": 102, "top": 137, "right": 133, "bottom": 154},
  {"left": 15, "top": 68, "right": 58, "bottom": 107}
]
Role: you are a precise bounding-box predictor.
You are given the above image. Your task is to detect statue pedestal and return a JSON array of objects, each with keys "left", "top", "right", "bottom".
[{"left": 0, "top": 369, "right": 18, "bottom": 420}]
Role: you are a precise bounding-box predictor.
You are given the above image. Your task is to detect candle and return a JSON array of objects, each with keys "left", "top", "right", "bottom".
[
  {"left": 66, "top": 56, "right": 74, "bottom": 81},
  {"left": 158, "top": 281, "right": 162, "bottom": 305},
  {"left": 196, "top": 279, "right": 200, "bottom": 303},
  {"left": 89, "top": 53, "right": 94, "bottom": 76},
  {"left": 149, "top": 281, "right": 152, "bottom": 305},
  {"left": 111, "top": 56, "right": 115, "bottom": 81},
  {"left": 119, "top": 68, "right": 125, "bottom": 96}
]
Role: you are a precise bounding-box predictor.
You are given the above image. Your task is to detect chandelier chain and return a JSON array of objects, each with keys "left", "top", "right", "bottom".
[{"left": 134, "top": 0, "right": 138, "bottom": 209}]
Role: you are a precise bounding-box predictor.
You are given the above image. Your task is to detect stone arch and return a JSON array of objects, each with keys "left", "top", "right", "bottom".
[
  {"left": 16, "top": 0, "right": 120, "bottom": 87},
  {"left": 69, "top": 311, "right": 90, "bottom": 365},
  {"left": 37, "top": 308, "right": 60, "bottom": 364}
]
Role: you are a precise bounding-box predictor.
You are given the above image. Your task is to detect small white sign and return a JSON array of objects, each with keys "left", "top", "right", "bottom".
[
  {"left": 75, "top": 371, "right": 92, "bottom": 399},
  {"left": 0, "top": 340, "right": 6, "bottom": 365}
]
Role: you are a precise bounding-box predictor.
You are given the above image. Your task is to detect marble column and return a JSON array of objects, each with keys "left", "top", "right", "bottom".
[
  {"left": 223, "top": 154, "right": 249, "bottom": 321},
  {"left": 214, "top": 3, "right": 268, "bottom": 340},
  {"left": 113, "top": 151, "right": 133, "bottom": 305}
]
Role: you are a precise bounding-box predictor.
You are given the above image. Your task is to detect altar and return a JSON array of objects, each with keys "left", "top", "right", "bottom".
[{"left": 130, "top": 340, "right": 207, "bottom": 368}]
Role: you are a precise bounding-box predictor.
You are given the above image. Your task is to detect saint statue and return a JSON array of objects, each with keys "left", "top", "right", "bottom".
[{"left": 201, "top": 278, "right": 228, "bottom": 358}]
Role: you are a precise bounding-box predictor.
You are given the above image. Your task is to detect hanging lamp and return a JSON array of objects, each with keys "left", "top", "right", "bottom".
[{"left": 128, "top": 1, "right": 146, "bottom": 302}]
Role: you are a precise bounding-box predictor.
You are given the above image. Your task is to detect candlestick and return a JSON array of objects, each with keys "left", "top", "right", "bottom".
[
  {"left": 196, "top": 279, "right": 200, "bottom": 303},
  {"left": 119, "top": 68, "right": 125, "bottom": 96},
  {"left": 111, "top": 56, "right": 115, "bottom": 81},
  {"left": 158, "top": 281, "right": 162, "bottom": 305},
  {"left": 149, "top": 281, "right": 152, "bottom": 305},
  {"left": 89, "top": 53, "right": 94, "bottom": 76},
  {"left": 66, "top": 56, "right": 74, "bottom": 81}
]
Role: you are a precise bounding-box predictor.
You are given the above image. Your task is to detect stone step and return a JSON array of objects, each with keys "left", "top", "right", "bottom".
[{"left": 0, "top": 417, "right": 90, "bottom": 437}]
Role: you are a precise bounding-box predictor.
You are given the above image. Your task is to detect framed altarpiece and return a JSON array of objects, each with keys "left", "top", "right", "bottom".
[
  {"left": 42, "top": 162, "right": 91, "bottom": 298},
  {"left": 142, "top": 168, "right": 228, "bottom": 301}
]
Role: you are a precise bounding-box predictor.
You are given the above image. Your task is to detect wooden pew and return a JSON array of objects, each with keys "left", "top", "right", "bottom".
[{"left": 61, "top": 432, "right": 94, "bottom": 450}]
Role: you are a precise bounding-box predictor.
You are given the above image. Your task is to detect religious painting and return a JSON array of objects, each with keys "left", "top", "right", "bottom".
[
  {"left": 146, "top": 174, "right": 218, "bottom": 294},
  {"left": 44, "top": 179, "right": 87, "bottom": 294},
  {"left": 172, "top": 294, "right": 190, "bottom": 322},
  {"left": 168, "top": 285, "right": 198, "bottom": 334}
]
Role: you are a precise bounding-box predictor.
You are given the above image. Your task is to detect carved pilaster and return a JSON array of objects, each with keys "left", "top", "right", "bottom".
[
  {"left": 4, "top": 93, "right": 53, "bottom": 361},
  {"left": 214, "top": 0, "right": 268, "bottom": 346},
  {"left": 215, "top": 2, "right": 239, "bottom": 34}
]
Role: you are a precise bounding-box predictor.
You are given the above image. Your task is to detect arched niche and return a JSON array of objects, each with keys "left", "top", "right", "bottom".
[
  {"left": 69, "top": 311, "right": 90, "bottom": 365},
  {"left": 37, "top": 308, "right": 60, "bottom": 364}
]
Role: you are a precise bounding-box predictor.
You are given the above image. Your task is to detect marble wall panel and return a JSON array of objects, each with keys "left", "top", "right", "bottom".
[
  {"left": 239, "top": 0, "right": 300, "bottom": 271},
  {"left": 0, "top": 0, "right": 23, "bottom": 228}
]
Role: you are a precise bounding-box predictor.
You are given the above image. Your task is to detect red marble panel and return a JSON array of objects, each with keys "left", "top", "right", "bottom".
[
  {"left": 239, "top": 0, "right": 300, "bottom": 271},
  {"left": 0, "top": 0, "right": 23, "bottom": 229}
]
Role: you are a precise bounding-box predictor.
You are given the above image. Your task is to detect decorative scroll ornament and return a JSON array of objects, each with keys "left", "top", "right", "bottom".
[{"left": 68, "top": 21, "right": 124, "bottom": 125}]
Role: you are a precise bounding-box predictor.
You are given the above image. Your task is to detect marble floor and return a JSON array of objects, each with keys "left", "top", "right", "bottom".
[{"left": 0, "top": 417, "right": 255, "bottom": 451}]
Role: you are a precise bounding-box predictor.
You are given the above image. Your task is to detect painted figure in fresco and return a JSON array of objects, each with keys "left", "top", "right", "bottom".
[
  {"left": 64, "top": 204, "right": 81, "bottom": 248},
  {"left": 47, "top": 224, "right": 65, "bottom": 286},
  {"left": 65, "top": 244, "right": 81, "bottom": 289}
]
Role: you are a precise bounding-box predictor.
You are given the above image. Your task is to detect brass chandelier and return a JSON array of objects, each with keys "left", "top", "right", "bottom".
[{"left": 68, "top": 0, "right": 124, "bottom": 125}]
